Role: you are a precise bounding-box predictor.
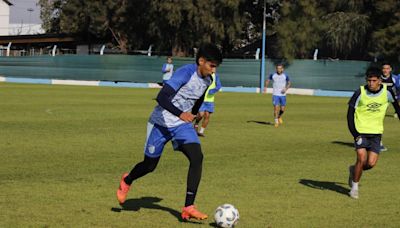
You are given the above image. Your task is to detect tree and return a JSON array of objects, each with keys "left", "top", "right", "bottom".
[
  {"left": 369, "top": 0, "right": 400, "bottom": 62},
  {"left": 273, "top": 0, "right": 322, "bottom": 60}
]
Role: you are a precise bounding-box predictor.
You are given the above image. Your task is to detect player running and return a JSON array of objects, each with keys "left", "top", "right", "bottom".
[
  {"left": 264, "top": 63, "right": 291, "bottom": 127},
  {"left": 116, "top": 43, "right": 223, "bottom": 221},
  {"left": 347, "top": 67, "right": 400, "bottom": 199},
  {"left": 194, "top": 72, "right": 222, "bottom": 137}
]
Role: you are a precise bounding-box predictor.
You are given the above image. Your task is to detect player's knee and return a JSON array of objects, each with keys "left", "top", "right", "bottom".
[
  {"left": 181, "top": 143, "right": 203, "bottom": 166},
  {"left": 143, "top": 157, "right": 159, "bottom": 173}
]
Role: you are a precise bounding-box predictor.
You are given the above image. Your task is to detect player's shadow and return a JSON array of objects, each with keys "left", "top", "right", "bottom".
[
  {"left": 111, "top": 196, "right": 201, "bottom": 224},
  {"left": 247, "top": 120, "right": 273, "bottom": 125},
  {"left": 299, "top": 179, "right": 349, "bottom": 196},
  {"left": 331, "top": 141, "right": 354, "bottom": 148}
]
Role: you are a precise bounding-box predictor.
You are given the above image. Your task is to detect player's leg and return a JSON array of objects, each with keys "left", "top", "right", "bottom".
[
  {"left": 278, "top": 96, "right": 286, "bottom": 124},
  {"left": 198, "top": 111, "right": 211, "bottom": 136},
  {"left": 117, "top": 122, "right": 169, "bottom": 204},
  {"left": 364, "top": 135, "right": 381, "bottom": 170},
  {"left": 194, "top": 111, "right": 204, "bottom": 131},
  {"left": 172, "top": 123, "right": 208, "bottom": 220},
  {"left": 349, "top": 147, "right": 367, "bottom": 199},
  {"left": 272, "top": 96, "right": 280, "bottom": 127}
]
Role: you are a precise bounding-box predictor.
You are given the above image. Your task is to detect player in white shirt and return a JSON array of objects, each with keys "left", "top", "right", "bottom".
[{"left": 264, "top": 63, "right": 291, "bottom": 127}]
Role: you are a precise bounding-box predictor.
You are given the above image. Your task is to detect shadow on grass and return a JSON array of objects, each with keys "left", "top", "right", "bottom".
[
  {"left": 331, "top": 141, "right": 354, "bottom": 148},
  {"left": 111, "top": 196, "right": 202, "bottom": 224},
  {"left": 299, "top": 179, "right": 349, "bottom": 196},
  {"left": 247, "top": 120, "right": 273, "bottom": 125}
]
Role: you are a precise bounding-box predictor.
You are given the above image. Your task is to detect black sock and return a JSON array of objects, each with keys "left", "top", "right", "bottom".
[
  {"left": 124, "top": 155, "right": 160, "bottom": 185},
  {"left": 185, "top": 189, "right": 197, "bottom": 207},
  {"left": 279, "top": 110, "right": 284, "bottom": 117}
]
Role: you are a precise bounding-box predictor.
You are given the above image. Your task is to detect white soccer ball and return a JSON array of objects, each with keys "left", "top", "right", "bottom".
[{"left": 214, "top": 204, "right": 240, "bottom": 228}]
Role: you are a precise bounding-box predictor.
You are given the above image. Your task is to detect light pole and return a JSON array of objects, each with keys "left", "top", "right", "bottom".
[
  {"left": 27, "top": 8, "right": 34, "bottom": 34},
  {"left": 260, "top": 0, "right": 267, "bottom": 93}
]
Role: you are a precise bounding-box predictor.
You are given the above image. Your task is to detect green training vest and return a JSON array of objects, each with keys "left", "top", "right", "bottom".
[
  {"left": 204, "top": 73, "right": 217, "bottom": 102},
  {"left": 355, "top": 85, "right": 388, "bottom": 134}
]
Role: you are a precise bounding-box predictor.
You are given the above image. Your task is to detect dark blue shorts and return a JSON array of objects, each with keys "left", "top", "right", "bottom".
[
  {"left": 144, "top": 122, "right": 200, "bottom": 158},
  {"left": 272, "top": 95, "right": 287, "bottom": 106},
  {"left": 354, "top": 135, "right": 382, "bottom": 154},
  {"left": 199, "top": 102, "right": 215, "bottom": 113}
]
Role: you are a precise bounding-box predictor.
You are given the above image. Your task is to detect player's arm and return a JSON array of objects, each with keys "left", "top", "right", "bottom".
[
  {"left": 388, "top": 88, "right": 400, "bottom": 120},
  {"left": 156, "top": 84, "right": 182, "bottom": 117},
  {"left": 208, "top": 74, "right": 222, "bottom": 95},
  {"left": 283, "top": 75, "right": 291, "bottom": 93},
  {"left": 161, "top": 63, "right": 168, "bottom": 73},
  {"left": 347, "top": 89, "right": 361, "bottom": 139}
]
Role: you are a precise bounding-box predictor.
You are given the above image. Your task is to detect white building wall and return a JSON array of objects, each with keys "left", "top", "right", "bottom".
[{"left": 0, "top": 1, "right": 10, "bottom": 35}]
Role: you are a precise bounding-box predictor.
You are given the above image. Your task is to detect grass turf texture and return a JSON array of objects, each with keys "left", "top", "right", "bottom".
[{"left": 1, "top": 82, "right": 400, "bottom": 227}]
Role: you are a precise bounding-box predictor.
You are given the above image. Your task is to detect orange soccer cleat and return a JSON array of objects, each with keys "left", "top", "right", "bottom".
[
  {"left": 181, "top": 205, "right": 208, "bottom": 220},
  {"left": 116, "top": 173, "right": 130, "bottom": 204}
]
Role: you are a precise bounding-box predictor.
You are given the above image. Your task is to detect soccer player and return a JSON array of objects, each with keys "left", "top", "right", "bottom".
[
  {"left": 194, "top": 72, "right": 222, "bottom": 137},
  {"left": 380, "top": 62, "right": 399, "bottom": 151},
  {"left": 161, "top": 56, "right": 174, "bottom": 84},
  {"left": 117, "top": 43, "right": 223, "bottom": 220},
  {"left": 347, "top": 67, "right": 400, "bottom": 199},
  {"left": 264, "top": 63, "right": 291, "bottom": 127}
]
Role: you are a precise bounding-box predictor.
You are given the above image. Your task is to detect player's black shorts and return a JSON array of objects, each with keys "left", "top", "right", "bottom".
[{"left": 354, "top": 134, "right": 382, "bottom": 154}]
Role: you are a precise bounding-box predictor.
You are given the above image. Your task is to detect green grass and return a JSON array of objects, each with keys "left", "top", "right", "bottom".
[{"left": 1, "top": 82, "right": 400, "bottom": 227}]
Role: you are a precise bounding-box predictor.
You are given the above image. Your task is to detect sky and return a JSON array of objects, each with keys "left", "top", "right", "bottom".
[{"left": 9, "top": 0, "right": 42, "bottom": 24}]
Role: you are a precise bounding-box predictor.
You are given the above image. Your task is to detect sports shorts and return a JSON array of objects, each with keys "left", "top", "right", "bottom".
[
  {"left": 199, "top": 102, "right": 215, "bottom": 113},
  {"left": 354, "top": 134, "right": 382, "bottom": 154},
  {"left": 272, "top": 95, "right": 287, "bottom": 106},
  {"left": 144, "top": 122, "right": 200, "bottom": 158}
]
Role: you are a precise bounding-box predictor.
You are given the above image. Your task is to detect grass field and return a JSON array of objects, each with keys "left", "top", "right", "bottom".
[{"left": 1, "top": 82, "right": 400, "bottom": 227}]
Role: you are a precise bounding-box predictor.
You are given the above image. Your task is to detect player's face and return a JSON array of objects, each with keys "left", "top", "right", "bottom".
[
  {"left": 276, "top": 66, "right": 284, "bottom": 74},
  {"left": 367, "top": 77, "right": 381, "bottom": 91},
  {"left": 382, "top": 65, "right": 392, "bottom": 77},
  {"left": 198, "top": 57, "right": 218, "bottom": 77},
  {"left": 167, "top": 58, "right": 172, "bottom": 64}
]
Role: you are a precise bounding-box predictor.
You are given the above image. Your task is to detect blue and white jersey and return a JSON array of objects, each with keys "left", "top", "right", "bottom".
[
  {"left": 269, "top": 73, "right": 290, "bottom": 96},
  {"left": 150, "top": 64, "right": 212, "bottom": 128},
  {"left": 162, "top": 63, "right": 174, "bottom": 81}
]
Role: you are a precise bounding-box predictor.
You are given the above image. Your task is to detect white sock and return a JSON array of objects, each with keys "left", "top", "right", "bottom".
[
  {"left": 275, "top": 118, "right": 278, "bottom": 124},
  {"left": 199, "top": 127, "right": 205, "bottom": 134},
  {"left": 352, "top": 181, "right": 359, "bottom": 191}
]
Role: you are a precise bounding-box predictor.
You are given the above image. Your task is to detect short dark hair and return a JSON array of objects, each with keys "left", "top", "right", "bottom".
[
  {"left": 196, "top": 43, "right": 223, "bottom": 65},
  {"left": 276, "top": 63, "right": 284, "bottom": 67},
  {"left": 365, "top": 67, "right": 381, "bottom": 79},
  {"left": 381, "top": 62, "right": 392, "bottom": 67}
]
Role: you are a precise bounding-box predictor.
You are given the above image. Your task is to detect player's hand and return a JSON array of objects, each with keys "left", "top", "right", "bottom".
[
  {"left": 354, "top": 136, "right": 362, "bottom": 145},
  {"left": 281, "top": 88, "right": 286, "bottom": 94},
  {"left": 263, "top": 87, "right": 268, "bottom": 94},
  {"left": 179, "top": 112, "right": 195, "bottom": 122}
]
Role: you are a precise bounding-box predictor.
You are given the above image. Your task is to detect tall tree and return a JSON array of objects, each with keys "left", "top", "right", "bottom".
[{"left": 273, "top": 0, "right": 322, "bottom": 60}]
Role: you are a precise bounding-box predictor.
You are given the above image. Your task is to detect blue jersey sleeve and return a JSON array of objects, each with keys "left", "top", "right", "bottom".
[
  {"left": 208, "top": 74, "right": 222, "bottom": 95},
  {"left": 285, "top": 74, "right": 290, "bottom": 82},
  {"left": 165, "top": 64, "right": 194, "bottom": 91},
  {"left": 161, "top": 63, "right": 168, "bottom": 73},
  {"left": 268, "top": 74, "right": 273, "bottom": 80}
]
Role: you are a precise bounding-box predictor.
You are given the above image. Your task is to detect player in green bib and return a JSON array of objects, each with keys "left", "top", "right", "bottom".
[{"left": 347, "top": 67, "right": 400, "bottom": 199}]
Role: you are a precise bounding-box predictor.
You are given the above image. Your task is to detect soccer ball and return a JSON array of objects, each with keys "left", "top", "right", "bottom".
[{"left": 214, "top": 204, "right": 239, "bottom": 228}]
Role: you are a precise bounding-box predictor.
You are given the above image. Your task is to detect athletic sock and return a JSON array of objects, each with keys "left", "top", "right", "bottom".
[
  {"left": 199, "top": 127, "right": 205, "bottom": 134},
  {"left": 352, "top": 181, "right": 359, "bottom": 191},
  {"left": 185, "top": 190, "right": 197, "bottom": 207},
  {"left": 274, "top": 118, "right": 278, "bottom": 124},
  {"left": 279, "top": 110, "right": 284, "bottom": 117}
]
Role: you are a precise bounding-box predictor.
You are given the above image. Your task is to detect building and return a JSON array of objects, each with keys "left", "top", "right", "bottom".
[{"left": 0, "top": 0, "right": 12, "bottom": 36}]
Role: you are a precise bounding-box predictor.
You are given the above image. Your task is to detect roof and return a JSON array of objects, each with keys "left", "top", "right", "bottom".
[
  {"left": 2, "top": 0, "right": 13, "bottom": 6},
  {"left": 0, "top": 34, "right": 77, "bottom": 45}
]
